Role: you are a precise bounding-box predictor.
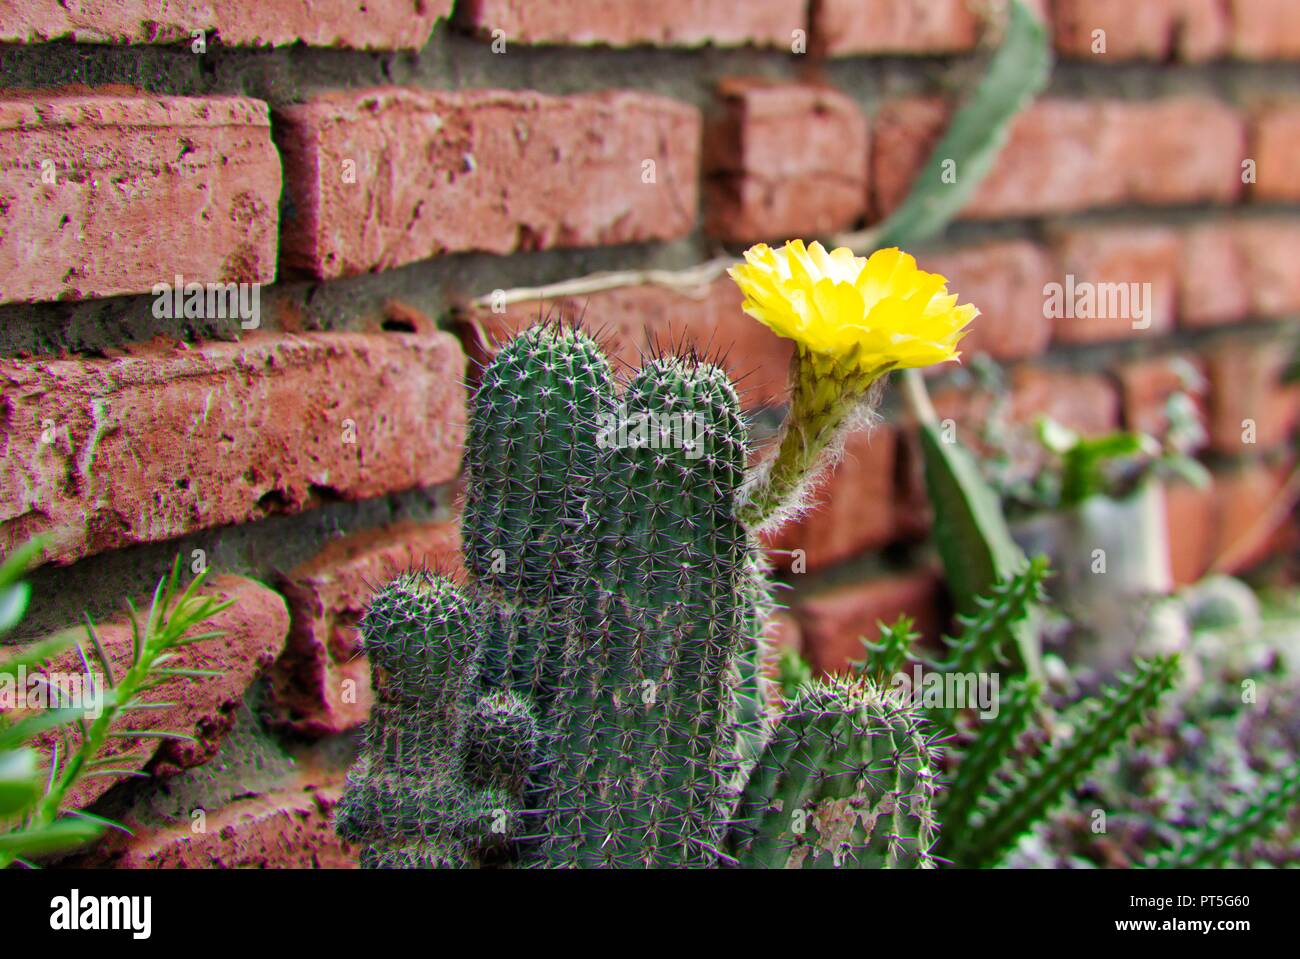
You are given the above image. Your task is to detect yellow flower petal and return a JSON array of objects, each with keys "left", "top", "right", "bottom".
[{"left": 731, "top": 240, "right": 978, "bottom": 378}]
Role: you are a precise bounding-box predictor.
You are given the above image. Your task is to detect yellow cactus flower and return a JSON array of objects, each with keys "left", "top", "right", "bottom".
[
  {"left": 728, "top": 241, "right": 976, "bottom": 380},
  {"left": 732, "top": 240, "right": 979, "bottom": 531}
]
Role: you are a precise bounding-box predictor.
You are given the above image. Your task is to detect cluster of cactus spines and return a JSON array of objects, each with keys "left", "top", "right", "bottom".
[
  {"left": 463, "top": 325, "right": 618, "bottom": 701},
  {"left": 542, "top": 356, "right": 752, "bottom": 867},
  {"left": 338, "top": 321, "right": 944, "bottom": 868},
  {"left": 335, "top": 572, "right": 540, "bottom": 867},
  {"left": 731, "top": 677, "right": 940, "bottom": 869}
]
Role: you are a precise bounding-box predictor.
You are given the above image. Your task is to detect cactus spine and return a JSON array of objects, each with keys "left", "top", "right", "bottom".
[
  {"left": 731, "top": 677, "right": 939, "bottom": 868},
  {"left": 337, "top": 323, "right": 940, "bottom": 867}
]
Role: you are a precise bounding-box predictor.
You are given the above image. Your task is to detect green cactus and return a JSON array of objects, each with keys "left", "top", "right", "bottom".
[
  {"left": 731, "top": 676, "right": 940, "bottom": 869},
  {"left": 336, "top": 571, "right": 537, "bottom": 868},
  {"left": 337, "top": 322, "right": 941, "bottom": 868}
]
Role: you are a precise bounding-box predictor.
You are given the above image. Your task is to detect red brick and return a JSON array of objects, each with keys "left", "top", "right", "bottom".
[
  {"left": 1211, "top": 459, "right": 1297, "bottom": 574},
  {"left": 814, "top": 0, "right": 979, "bottom": 56},
  {"left": 1249, "top": 104, "right": 1300, "bottom": 202},
  {"left": 1205, "top": 340, "right": 1300, "bottom": 455},
  {"left": 0, "top": 91, "right": 279, "bottom": 305},
  {"left": 1013, "top": 367, "right": 1123, "bottom": 435},
  {"left": 1164, "top": 478, "right": 1217, "bottom": 586},
  {"left": 278, "top": 87, "right": 700, "bottom": 279},
  {"left": 794, "top": 569, "right": 945, "bottom": 675},
  {"left": 0, "top": 1, "right": 450, "bottom": 48},
  {"left": 455, "top": 0, "right": 800, "bottom": 47},
  {"left": 1179, "top": 224, "right": 1252, "bottom": 327},
  {"left": 1111, "top": 99, "right": 1245, "bottom": 206},
  {"left": 1229, "top": 220, "right": 1300, "bottom": 317},
  {"left": 919, "top": 241, "right": 1055, "bottom": 360},
  {"left": 80, "top": 775, "right": 354, "bottom": 868},
  {"left": 869, "top": 97, "right": 950, "bottom": 221},
  {"left": 871, "top": 98, "right": 1243, "bottom": 222},
  {"left": 1229, "top": 0, "right": 1300, "bottom": 59},
  {"left": 1049, "top": 226, "right": 1181, "bottom": 343},
  {"left": 1180, "top": 220, "right": 1300, "bottom": 326},
  {"left": 3, "top": 576, "right": 289, "bottom": 810},
  {"left": 705, "top": 79, "right": 868, "bottom": 243},
  {"left": 461, "top": 278, "right": 794, "bottom": 412},
  {"left": 764, "top": 427, "right": 898, "bottom": 573},
  {"left": 270, "top": 520, "right": 464, "bottom": 736},
  {"left": 1116, "top": 354, "right": 1208, "bottom": 446},
  {"left": 892, "top": 426, "right": 932, "bottom": 541},
  {"left": 0, "top": 332, "right": 466, "bottom": 566},
  {"left": 930, "top": 367, "right": 1122, "bottom": 465},
  {"left": 1052, "top": 0, "right": 1229, "bottom": 62}
]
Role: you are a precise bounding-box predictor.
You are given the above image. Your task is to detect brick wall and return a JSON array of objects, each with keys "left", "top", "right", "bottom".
[{"left": 1, "top": 1, "right": 1298, "bottom": 868}]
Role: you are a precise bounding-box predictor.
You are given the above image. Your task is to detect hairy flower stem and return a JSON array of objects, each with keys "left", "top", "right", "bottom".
[{"left": 740, "top": 352, "right": 887, "bottom": 531}]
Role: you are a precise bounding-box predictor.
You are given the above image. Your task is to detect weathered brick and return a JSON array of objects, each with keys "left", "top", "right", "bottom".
[
  {"left": 868, "top": 97, "right": 950, "bottom": 221},
  {"left": 1205, "top": 339, "right": 1300, "bottom": 455},
  {"left": 1111, "top": 99, "right": 1245, "bottom": 207},
  {"left": 1249, "top": 103, "right": 1300, "bottom": 201},
  {"left": 794, "top": 569, "right": 945, "bottom": 675},
  {"left": 460, "top": 279, "right": 794, "bottom": 412},
  {"left": 871, "top": 98, "right": 1243, "bottom": 221},
  {"left": 892, "top": 426, "right": 932, "bottom": 541},
  {"left": 813, "top": 0, "right": 979, "bottom": 56},
  {"left": 764, "top": 428, "right": 897, "bottom": 573},
  {"left": 1049, "top": 226, "right": 1181, "bottom": 343},
  {"left": 278, "top": 87, "right": 700, "bottom": 279},
  {"left": 455, "top": 0, "right": 800, "bottom": 47},
  {"left": 1052, "top": 0, "right": 1229, "bottom": 61},
  {"left": 0, "top": 332, "right": 466, "bottom": 566},
  {"left": 1006, "top": 368, "right": 1123, "bottom": 435},
  {"left": 1227, "top": 220, "right": 1300, "bottom": 318},
  {"left": 1179, "top": 224, "right": 1252, "bottom": 327},
  {"left": 1180, "top": 220, "right": 1300, "bottom": 326},
  {"left": 270, "top": 520, "right": 464, "bottom": 736},
  {"left": 930, "top": 367, "right": 1122, "bottom": 464},
  {"left": 919, "top": 241, "right": 1054, "bottom": 360},
  {"left": 1212, "top": 459, "right": 1297, "bottom": 574},
  {"left": 705, "top": 79, "right": 868, "bottom": 243},
  {"left": 1229, "top": 0, "right": 1300, "bottom": 59},
  {"left": 80, "top": 775, "right": 354, "bottom": 868},
  {"left": 5, "top": 575, "right": 289, "bottom": 809},
  {"left": 0, "top": 91, "right": 279, "bottom": 304},
  {"left": 0, "top": 1, "right": 451, "bottom": 48},
  {"left": 1116, "top": 354, "right": 1208, "bottom": 447},
  {"left": 1164, "top": 478, "right": 1217, "bottom": 586}
]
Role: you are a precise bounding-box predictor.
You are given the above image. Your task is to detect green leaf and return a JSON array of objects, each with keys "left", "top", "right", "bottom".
[
  {"left": 0, "top": 748, "right": 44, "bottom": 816},
  {"left": 0, "top": 632, "right": 76, "bottom": 681},
  {"left": 918, "top": 420, "right": 1040, "bottom": 677},
  {"left": 874, "top": 0, "right": 1053, "bottom": 249},
  {"left": 0, "top": 581, "right": 31, "bottom": 636},
  {"left": 0, "top": 817, "right": 105, "bottom": 857},
  {"left": 0, "top": 707, "right": 89, "bottom": 751},
  {"left": 0, "top": 536, "right": 45, "bottom": 589},
  {"left": 1057, "top": 427, "right": 1156, "bottom": 507}
]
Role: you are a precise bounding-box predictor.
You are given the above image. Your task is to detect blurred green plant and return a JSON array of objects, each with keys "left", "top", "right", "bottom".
[
  {"left": 871, "top": 0, "right": 1052, "bottom": 249},
  {"left": 847, "top": 560, "right": 1181, "bottom": 867},
  {"left": 0, "top": 539, "right": 229, "bottom": 869}
]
